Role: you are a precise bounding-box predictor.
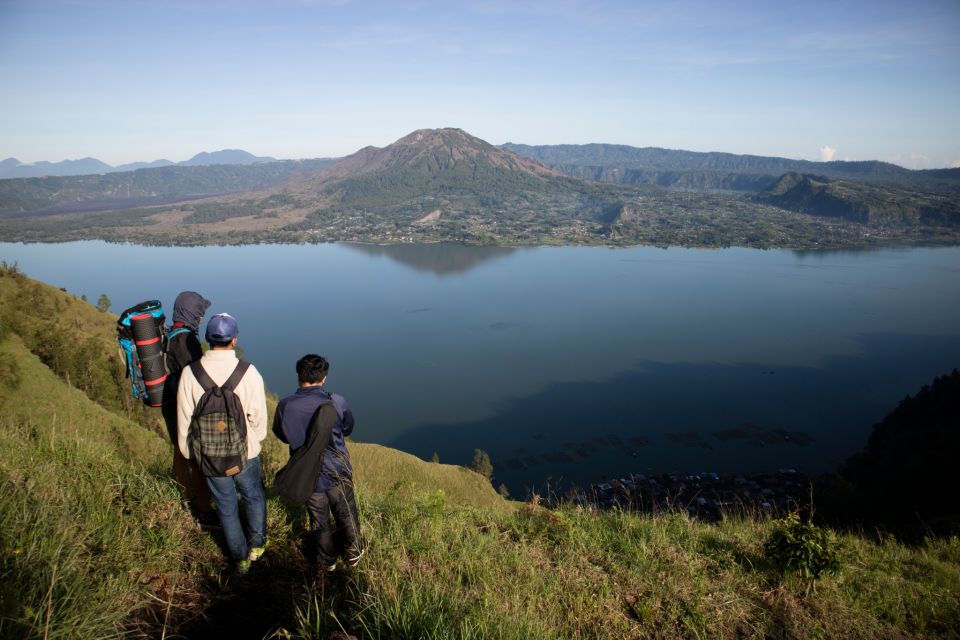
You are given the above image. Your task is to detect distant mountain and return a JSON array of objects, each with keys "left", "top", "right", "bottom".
[
  {"left": 179, "top": 149, "right": 275, "bottom": 167},
  {"left": 0, "top": 149, "right": 278, "bottom": 179},
  {"left": 114, "top": 159, "right": 175, "bottom": 172},
  {"left": 504, "top": 143, "right": 960, "bottom": 193},
  {"left": 754, "top": 172, "right": 960, "bottom": 225},
  {"left": 282, "top": 128, "right": 570, "bottom": 215},
  {"left": 0, "top": 158, "right": 336, "bottom": 214},
  {"left": 0, "top": 156, "right": 115, "bottom": 179},
  {"left": 293, "top": 127, "right": 557, "bottom": 184}
]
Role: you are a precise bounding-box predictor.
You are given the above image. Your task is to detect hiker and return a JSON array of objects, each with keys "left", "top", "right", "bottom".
[
  {"left": 160, "top": 291, "right": 214, "bottom": 523},
  {"left": 176, "top": 313, "right": 269, "bottom": 573},
  {"left": 273, "top": 354, "right": 363, "bottom": 573}
]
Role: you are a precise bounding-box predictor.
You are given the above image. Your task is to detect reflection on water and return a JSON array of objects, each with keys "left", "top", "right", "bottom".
[{"left": 342, "top": 242, "right": 525, "bottom": 275}]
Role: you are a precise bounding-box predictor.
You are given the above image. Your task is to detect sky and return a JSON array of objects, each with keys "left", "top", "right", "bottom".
[{"left": 1, "top": 0, "right": 958, "bottom": 168}]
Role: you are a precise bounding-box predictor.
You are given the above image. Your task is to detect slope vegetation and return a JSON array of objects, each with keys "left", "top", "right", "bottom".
[{"left": 841, "top": 368, "right": 960, "bottom": 535}]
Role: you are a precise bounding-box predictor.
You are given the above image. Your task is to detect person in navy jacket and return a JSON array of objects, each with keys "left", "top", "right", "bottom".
[{"left": 273, "top": 354, "right": 363, "bottom": 572}]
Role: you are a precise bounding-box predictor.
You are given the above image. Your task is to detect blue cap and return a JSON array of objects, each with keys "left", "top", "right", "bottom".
[{"left": 205, "top": 313, "right": 238, "bottom": 343}]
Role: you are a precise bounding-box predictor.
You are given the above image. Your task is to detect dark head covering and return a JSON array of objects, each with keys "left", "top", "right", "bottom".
[{"left": 172, "top": 291, "right": 212, "bottom": 331}]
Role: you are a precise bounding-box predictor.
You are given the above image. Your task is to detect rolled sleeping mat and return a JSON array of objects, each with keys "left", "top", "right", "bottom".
[{"left": 131, "top": 313, "right": 167, "bottom": 407}]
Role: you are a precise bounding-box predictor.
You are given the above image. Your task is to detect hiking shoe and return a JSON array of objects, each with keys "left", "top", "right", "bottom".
[
  {"left": 248, "top": 545, "right": 267, "bottom": 562},
  {"left": 346, "top": 546, "right": 365, "bottom": 567},
  {"left": 237, "top": 559, "right": 252, "bottom": 575}
]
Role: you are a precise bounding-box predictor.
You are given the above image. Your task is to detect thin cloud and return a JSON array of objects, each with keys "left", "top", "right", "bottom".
[
  {"left": 819, "top": 145, "right": 836, "bottom": 162},
  {"left": 885, "top": 153, "right": 934, "bottom": 170}
]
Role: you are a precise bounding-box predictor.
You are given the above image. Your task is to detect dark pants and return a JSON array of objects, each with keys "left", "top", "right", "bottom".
[
  {"left": 306, "top": 482, "right": 361, "bottom": 567},
  {"left": 162, "top": 400, "right": 211, "bottom": 513}
]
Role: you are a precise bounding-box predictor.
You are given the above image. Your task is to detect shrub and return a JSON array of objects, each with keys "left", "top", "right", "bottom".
[{"left": 764, "top": 512, "right": 841, "bottom": 582}]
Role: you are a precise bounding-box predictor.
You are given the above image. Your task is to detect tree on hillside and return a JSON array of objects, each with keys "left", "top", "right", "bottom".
[
  {"left": 840, "top": 368, "right": 960, "bottom": 537},
  {"left": 472, "top": 448, "right": 493, "bottom": 480},
  {"left": 96, "top": 293, "right": 111, "bottom": 312}
]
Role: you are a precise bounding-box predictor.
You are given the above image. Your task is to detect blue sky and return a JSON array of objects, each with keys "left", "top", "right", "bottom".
[{"left": 1, "top": 0, "right": 958, "bottom": 167}]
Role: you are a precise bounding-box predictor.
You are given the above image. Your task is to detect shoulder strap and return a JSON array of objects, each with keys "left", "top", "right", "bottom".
[
  {"left": 307, "top": 401, "right": 337, "bottom": 449},
  {"left": 308, "top": 399, "right": 332, "bottom": 427},
  {"left": 222, "top": 360, "right": 251, "bottom": 392},
  {"left": 188, "top": 359, "right": 250, "bottom": 393},
  {"left": 188, "top": 360, "right": 216, "bottom": 393},
  {"left": 167, "top": 327, "right": 191, "bottom": 340}
]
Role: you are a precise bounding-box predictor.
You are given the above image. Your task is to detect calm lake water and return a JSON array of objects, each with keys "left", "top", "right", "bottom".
[{"left": 4, "top": 241, "right": 960, "bottom": 494}]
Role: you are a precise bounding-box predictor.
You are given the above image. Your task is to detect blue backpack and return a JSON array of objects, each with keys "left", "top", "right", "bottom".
[{"left": 117, "top": 300, "right": 182, "bottom": 407}]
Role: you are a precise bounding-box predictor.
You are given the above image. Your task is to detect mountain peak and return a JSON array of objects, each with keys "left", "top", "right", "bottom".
[
  {"left": 396, "top": 127, "right": 479, "bottom": 146},
  {"left": 309, "top": 128, "right": 561, "bottom": 182},
  {"left": 283, "top": 128, "right": 564, "bottom": 209},
  {"left": 181, "top": 149, "right": 276, "bottom": 166}
]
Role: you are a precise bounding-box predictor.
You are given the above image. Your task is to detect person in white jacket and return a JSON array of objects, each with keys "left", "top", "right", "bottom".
[{"left": 177, "top": 313, "right": 268, "bottom": 573}]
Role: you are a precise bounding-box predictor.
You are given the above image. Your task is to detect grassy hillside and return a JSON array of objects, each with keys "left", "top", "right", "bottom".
[{"left": 1, "top": 265, "right": 958, "bottom": 639}]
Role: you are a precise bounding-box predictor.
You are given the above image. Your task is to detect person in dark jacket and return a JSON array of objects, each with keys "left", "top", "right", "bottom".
[
  {"left": 273, "top": 354, "right": 363, "bottom": 572},
  {"left": 161, "top": 290, "right": 213, "bottom": 519}
]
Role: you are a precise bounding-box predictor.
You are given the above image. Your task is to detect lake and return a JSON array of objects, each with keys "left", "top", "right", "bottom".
[{"left": 3, "top": 241, "right": 959, "bottom": 495}]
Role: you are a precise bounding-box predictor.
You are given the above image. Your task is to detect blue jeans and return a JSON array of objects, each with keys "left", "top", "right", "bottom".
[{"left": 206, "top": 456, "right": 267, "bottom": 561}]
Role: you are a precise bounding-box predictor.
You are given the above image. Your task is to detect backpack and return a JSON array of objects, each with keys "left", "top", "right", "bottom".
[
  {"left": 274, "top": 401, "right": 336, "bottom": 502},
  {"left": 187, "top": 360, "right": 252, "bottom": 478},
  {"left": 116, "top": 300, "right": 168, "bottom": 407}
]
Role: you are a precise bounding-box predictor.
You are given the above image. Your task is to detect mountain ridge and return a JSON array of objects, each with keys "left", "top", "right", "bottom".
[
  {"left": 504, "top": 142, "right": 960, "bottom": 193},
  {"left": 754, "top": 172, "right": 960, "bottom": 225},
  {"left": 0, "top": 149, "right": 279, "bottom": 179}
]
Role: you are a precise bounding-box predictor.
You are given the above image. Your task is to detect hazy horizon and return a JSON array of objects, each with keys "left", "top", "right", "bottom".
[{"left": 5, "top": 128, "right": 957, "bottom": 172}]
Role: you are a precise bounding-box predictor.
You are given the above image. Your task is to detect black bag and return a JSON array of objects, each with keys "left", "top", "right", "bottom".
[
  {"left": 187, "top": 360, "right": 251, "bottom": 477},
  {"left": 274, "top": 402, "right": 337, "bottom": 502}
]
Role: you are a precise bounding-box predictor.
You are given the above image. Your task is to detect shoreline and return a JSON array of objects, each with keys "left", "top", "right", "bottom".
[{"left": 542, "top": 469, "right": 814, "bottom": 519}]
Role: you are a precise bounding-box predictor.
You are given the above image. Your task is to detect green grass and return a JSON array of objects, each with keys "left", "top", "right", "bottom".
[
  {"left": 1, "top": 265, "right": 959, "bottom": 639},
  {"left": 348, "top": 443, "right": 508, "bottom": 512},
  {"left": 274, "top": 496, "right": 960, "bottom": 639},
  {"left": 0, "top": 336, "right": 216, "bottom": 638}
]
